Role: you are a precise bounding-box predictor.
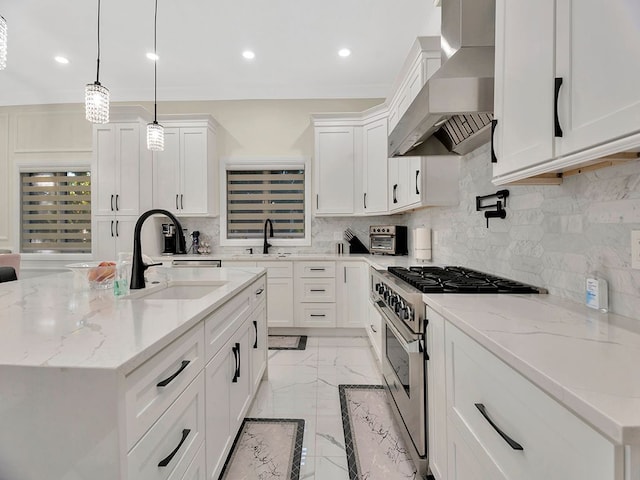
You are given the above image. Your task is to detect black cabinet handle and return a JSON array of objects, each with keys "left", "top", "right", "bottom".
[
  {"left": 370, "top": 324, "right": 377, "bottom": 333},
  {"left": 180, "top": 194, "right": 184, "bottom": 210},
  {"left": 255, "top": 288, "right": 264, "bottom": 295},
  {"left": 316, "top": 194, "right": 319, "bottom": 210},
  {"left": 253, "top": 320, "right": 258, "bottom": 348},
  {"left": 554, "top": 77, "right": 563, "bottom": 137},
  {"left": 491, "top": 119, "right": 498, "bottom": 163},
  {"left": 475, "top": 403, "right": 524, "bottom": 451},
  {"left": 310, "top": 268, "right": 325, "bottom": 271},
  {"left": 156, "top": 360, "right": 190, "bottom": 387},
  {"left": 310, "top": 314, "right": 326, "bottom": 317},
  {"left": 232, "top": 342, "right": 240, "bottom": 382},
  {"left": 415, "top": 170, "right": 420, "bottom": 195},
  {"left": 310, "top": 288, "right": 326, "bottom": 292},
  {"left": 115, "top": 220, "right": 119, "bottom": 237},
  {"left": 363, "top": 192, "right": 367, "bottom": 209},
  {"left": 110, "top": 220, "right": 114, "bottom": 237},
  {"left": 175, "top": 194, "right": 179, "bottom": 210},
  {"left": 115, "top": 194, "right": 119, "bottom": 211},
  {"left": 110, "top": 194, "right": 114, "bottom": 211},
  {"left": 157, "top": 428, "right": 191, "bottom": 467},
  {"left": 393, "top": 184, "right": 398, "bottom": 204}
]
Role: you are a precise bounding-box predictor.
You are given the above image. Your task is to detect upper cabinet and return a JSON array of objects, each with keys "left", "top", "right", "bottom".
[
  {"left": 362, "top": 110, "right": 389, "bottom": 215},
  {"left": 388, "top": 37, "right": 441, "bottom": 134},
  {"left": 493, "top": 0, "right": 640, "bottom": 184},
  {"left": 152, "top": 115, "right": 218, "bottom": 217}
]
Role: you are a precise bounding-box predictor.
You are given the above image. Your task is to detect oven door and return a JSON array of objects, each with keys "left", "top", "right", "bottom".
[
  {"left": 370, "top": 234, "right": 396, "bottom": 254},
  {"left": 374, "top": 301, "right": 426, "bottom": 457}
]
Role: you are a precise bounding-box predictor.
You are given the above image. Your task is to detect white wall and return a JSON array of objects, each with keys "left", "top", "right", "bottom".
[{"left": 405, "top": 143, "right": 640, "bottom": 319}]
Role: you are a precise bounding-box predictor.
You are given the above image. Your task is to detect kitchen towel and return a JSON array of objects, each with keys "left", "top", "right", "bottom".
[{"left": 414, "top": 227, "right": 431, "bottom": 260}]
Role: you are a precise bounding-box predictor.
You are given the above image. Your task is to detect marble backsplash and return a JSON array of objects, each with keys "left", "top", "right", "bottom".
[
  {"left": 405, "top": 144, "right": 640, "bottom": 319},
  {"left": 184, "top": 143, "right": 640, "bottom": 318}
]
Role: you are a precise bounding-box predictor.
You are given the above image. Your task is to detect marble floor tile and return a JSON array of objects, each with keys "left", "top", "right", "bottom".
[
  {"left": 314, "top": 456, "right": 351, "bottom": 480},
  {"left": 315, "top": 414, "right": 346, "bottom": 457},
  {"left": 268, "top": 348, "right": 320, "bottom": 366},
  {"left": 317, "top": 345, "right": 378, "bottom": 367},
  {"left": 316, "top": 336, "right": 370, "bottom": 347}
]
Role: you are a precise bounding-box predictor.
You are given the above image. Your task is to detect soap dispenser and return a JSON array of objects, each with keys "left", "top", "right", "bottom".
[{"left": 585, "top": 271, "right": 608, "bottom": 313}]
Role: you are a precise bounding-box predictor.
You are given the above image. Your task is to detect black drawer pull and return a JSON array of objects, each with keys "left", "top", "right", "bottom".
[
  {"left": 253, "top": 320, "right": 258, "bottom": 349},
  {"left": 370, "top": 324, "right": 377, "bottom": 333},
  {"left": 115, "top": 194, "right": 120, "bottom": 211},
  {"left": 232, "top": 343, "right": 240, "bottom": 383},
  {"left": 157, "top": 360, "right": 190, "bottom": 387},
  {"left": 415, "top": 170, "right": 420, "bottom": 195},
  {"left": 175, "top": 194, "right": 179, "bottom": 210},
  {"left": 309, "top": 268, "right": 325, "bottom": 271},
  {"left": 491, "top": 119, "right": 498, "bottom": 163},
  {"left": 158, "top": 428, "right": 191, "bottom": 467},
  {"left": 554, "top": 77, "right": 563, "bottom": 137},
  {"left": 475, "top": 403, "right": 524, "bottom": 451},
  {"left": 310, "top": 288, "right": 326, "bottom": 292},
  {"left": 110, "top": 194, "right": 114, "bottom": 211},
  {"left": 110, "top": 220, "right": 114, "bottom": 237},
  {"left": 255, "top": 288, "right": 264, "bottom": 295},
  {"left": 310, "top": 314, "right": 326, "bottom": 317}
]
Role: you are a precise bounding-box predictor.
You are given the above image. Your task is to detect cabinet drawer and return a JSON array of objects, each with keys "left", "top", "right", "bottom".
[
  {"left": 446, "top": 323, "right": 619, "bottom": 480},
  {"left": 255, "top": 261, "right": 292, "bottom": 278},
  {"left": 249, "top": 276, "right": 267, "bottom": 311},
  {"left": 125, "top": 324, "right": 205, "bottom": 450},
  {"left": 298, "top": 278, "right": 335, "bottom": 303},
  {"left": 181, "top": 443, "right": 206, "bottom": 480},
  {"left": 296, "top": 303, "right": 337, "bottom": 327},
  {"left": 204, "top": 285, "right": 252, "bottom": 361},
  {"left": 127, "top": 372, "right": 205, "bottom": 480},
  {"left": 295, "top": 261, "right": 336, "bottom": 278}
]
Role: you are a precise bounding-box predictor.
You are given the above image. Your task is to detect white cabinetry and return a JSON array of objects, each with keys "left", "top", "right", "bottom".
[
  {"left": 426, "top": 307, "right": 447, "bottom": 480},
  {"left": 388, "top": 156, "right": 460, "bottom": 213},
  {"left": 92, "top": 107, "right": 152, "bottom": 260},
  {"left": 444, "top": 321, "right": 620, "bottom": 480},
  {"left": 153, "top": 116, "right": 218, "bottom": 217},
  {"left": 493, "top": 0, "right": 640, "bottom": 184},
  {"left": 294, "top": 261, "right": 336, "bottom": 327},
  {"left": 362, "top": 112, "right": 388, "bottom": 214},
  {"left": 336, "top": 261, "right": 367, "bottom": 329},
  {"left": 366, "top": 301, "right": 383, "bottom": 363}
]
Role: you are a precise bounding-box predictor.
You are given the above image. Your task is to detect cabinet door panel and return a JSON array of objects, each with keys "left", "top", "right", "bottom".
[
  {"left": 229, "top": 323, "right": 252, "bottom": 429},
  {"left": 363, "top": 119, "right": 388, "bottom": 214},
  {"left": 153, "top": 128, "right": 180, "bottom": 213},
  {"left": 94, "top": 217, "right": 116, "bottom": 260},
  {"left": 116, "top": 124, "right": 141, "bottom": 216},
  {"left": 493, "top": 0, "right": 555, "bottom": 178},
  {"left": 205, "top": 349, "right": 232, "bottom": 480},
  {"left": 266, "top": 277, "right": 294, "bottom": 327},
  {"left": 314, "top": 127, "right": 355, "bottom": 214},
  {"left": 406, "top": 157, "right": 422, "bottom": 206},
  {"left": 94, "top": 125, "right": 116, "bottom": 216},
  {"left": 181, "top": 128, "right": 208, "bottom": 215},
  {"left": 556, "top": 0, "right": 640, "bottom": 156},
  {"left": 337, "top": 262, "right": 366, "bottom": 328},
  {"left": 250, "top": 303, "right": 267, "bottom": 393},
  {"left": 114, "top": 217, "right": 136, "bottom": 258}
]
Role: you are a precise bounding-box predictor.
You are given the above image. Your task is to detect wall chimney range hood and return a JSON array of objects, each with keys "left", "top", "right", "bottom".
[{"left": 389, "top": 0, "right": 496, "bottom": 157}]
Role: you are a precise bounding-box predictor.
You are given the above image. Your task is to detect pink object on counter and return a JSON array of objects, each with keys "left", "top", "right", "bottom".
[{"left": 0, "top": 254, "right": 20, "bottom": 278}]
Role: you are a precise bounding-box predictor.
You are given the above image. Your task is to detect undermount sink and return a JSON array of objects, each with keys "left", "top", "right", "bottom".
[{"left": 127, "top": 281, "right": 227, "bottom": 300}]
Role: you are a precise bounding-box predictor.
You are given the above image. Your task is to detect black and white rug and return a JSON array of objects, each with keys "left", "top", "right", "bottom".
[
  {"left": 339, "top": 385, "right": 418, "bottom": 480},
  {"left": 219, "top": 418, "right": 305, "bottom": 480},
  {"left": 268, "top": 335, "right": 308, "bottom": 350}
]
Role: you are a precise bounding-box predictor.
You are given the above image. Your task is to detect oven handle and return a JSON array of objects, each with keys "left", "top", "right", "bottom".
[{"left": 372, "top": 299, "right": 421, "bottom": 353}]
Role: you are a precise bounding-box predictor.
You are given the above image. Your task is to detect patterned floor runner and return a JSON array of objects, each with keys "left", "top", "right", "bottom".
[
  {"left": 339, "top": 385, "right": 419, "bottom": 480},
  {"left": 219, "top": 418, "right": 305, "bottom": 480}
]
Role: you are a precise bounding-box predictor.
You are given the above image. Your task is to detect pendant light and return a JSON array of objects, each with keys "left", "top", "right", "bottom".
[
  {"left": 146, "top": 0, "right": 164, "bottom": 151},
  {"left": 0, "top": 16, "right": 7, "bottom": 70},
  {"left": 85, "top": 0, "right": 109, "bottom": 123}
]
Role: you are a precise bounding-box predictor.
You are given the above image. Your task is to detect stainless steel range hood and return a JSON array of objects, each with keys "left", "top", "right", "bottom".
[{"left": 389, "top": 0, "right": 495, "bottom": 157}]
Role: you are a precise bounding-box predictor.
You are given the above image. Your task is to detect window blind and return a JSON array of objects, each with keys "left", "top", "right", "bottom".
[
  {"left": 21, "top": 171, "right": 91, "bottom": 253},
  {"left": 227, "top": 169, "right": 305, "bottom": 239}
]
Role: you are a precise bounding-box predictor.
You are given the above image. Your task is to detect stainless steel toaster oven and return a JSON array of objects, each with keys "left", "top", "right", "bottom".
[{"left": 369, "top": 225, "right": 408, "bottom": 255}]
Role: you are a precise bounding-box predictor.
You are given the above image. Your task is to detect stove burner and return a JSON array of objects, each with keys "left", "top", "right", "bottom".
[{"left": 387, "top": 266, "right": 542, "bottom": 294}]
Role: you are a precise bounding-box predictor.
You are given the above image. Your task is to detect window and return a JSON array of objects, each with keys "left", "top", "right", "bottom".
[
  {"left": 21, "top": 171, "right": 91, "bottom": 253},
  {"left": 221, "top": 158, "right": 311, "bottom": 246}
]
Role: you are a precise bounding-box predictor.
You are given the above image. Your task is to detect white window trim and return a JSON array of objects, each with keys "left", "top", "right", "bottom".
[
  {"left": 14, "top": 157, "right": 93, "bottom": 262},
  {"left": 220, "top": 156, "right": 311, "bottom": 247}
]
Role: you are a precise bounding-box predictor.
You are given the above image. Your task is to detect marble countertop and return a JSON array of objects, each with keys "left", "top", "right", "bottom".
[
  {"left": 0, "top": 266, "right": 265, "bottom": 373},
  {"left": 424, "top": 293, "right": 640, "bottom": 445}
]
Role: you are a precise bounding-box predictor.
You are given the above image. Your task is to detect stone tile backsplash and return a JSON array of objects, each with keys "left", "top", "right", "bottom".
[{"left": 185, "top": 143, "right": 640, "bottom": 318}]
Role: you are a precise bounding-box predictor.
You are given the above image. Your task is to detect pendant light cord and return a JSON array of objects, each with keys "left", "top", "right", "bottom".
[
  {"left": 95, "top": 0, "right": 101, "bottom": 83},
  {"left": 153, "top": 0, "right": 158, "bottom": 122}
]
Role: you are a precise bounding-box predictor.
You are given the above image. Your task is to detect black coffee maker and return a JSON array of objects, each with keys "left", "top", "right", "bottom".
[{"left": 161, "top": 223, "right": 177, "bottom": 255}]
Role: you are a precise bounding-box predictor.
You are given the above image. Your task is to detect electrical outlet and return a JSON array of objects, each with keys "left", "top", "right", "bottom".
[{"left": 632, "top": 231, "right": 640, "bottom": 269}]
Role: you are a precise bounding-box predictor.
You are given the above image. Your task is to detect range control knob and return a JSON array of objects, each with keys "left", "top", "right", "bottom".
[{"left": 403, "top": 306, "right": 412, "bottom": 321}]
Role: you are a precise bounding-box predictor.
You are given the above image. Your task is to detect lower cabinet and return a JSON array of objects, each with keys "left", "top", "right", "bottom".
[
  {"left": 426, "top": 307, "right": 447, "bottom": 480},
  {"left": 444, "top": 321, "right": 621, "bottom": 480},
  {"left": 250, "top": 301, "right": 268, "bottom": 393},
  {"left": 337, "top": 261, "right": 367, "bottom": 328},
  {"left": 366, "top": 301, "right": 382, "bottom": 363},
  {"left": 294, "top": 261, "right": 337, "bottom": 327}
]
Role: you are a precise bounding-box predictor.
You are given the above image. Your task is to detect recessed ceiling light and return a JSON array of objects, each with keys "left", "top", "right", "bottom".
[
  {"left": 338, "top": 48, "right": 351, "bottom": 58},
  {"left": 146, "top": 52, "right": 159, "bottom": 61},
  {"left": 242, "top": 50, "right": 255, "bottom": 60},
  {"left": 54, "top": 56, "right": 69, "bottom": 64}
]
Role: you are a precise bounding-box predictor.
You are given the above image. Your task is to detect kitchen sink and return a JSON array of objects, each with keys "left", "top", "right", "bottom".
[{"left": 126, "top": 281, "right": 227, "bottom": 300}]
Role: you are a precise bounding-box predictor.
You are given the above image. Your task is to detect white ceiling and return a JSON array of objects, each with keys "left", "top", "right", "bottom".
[{"left": 0, "top": 0, "right": 441, "bottom": 106}]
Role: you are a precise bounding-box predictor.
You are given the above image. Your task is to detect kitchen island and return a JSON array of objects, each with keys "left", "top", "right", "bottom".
[{"left": 0, "top": 265, "right": 267, "bottom": 480}]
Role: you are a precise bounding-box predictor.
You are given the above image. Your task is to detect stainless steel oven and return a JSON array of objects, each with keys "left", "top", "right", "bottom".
[
  {"left": 369, "top": 225, "right": 408, "bottom": 255},
  {"left": 370, "top": 268, "right": 428, "bottom": 476}
]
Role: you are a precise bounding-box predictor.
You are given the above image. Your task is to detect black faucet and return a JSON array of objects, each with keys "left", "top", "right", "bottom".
[
  {"left": 263, "top": 218, "right": 274, "bottom": 254},
  {"left": 130, "top": 209, "right": 187, "bottom": 290}
]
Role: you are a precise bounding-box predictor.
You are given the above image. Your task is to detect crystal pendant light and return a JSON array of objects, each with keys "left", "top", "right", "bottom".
[
  {"left": 0, "top": 16, "right": 7, "bottom": 70},
  {"left": 85, "top": 0, "right": 109, "bottom": 123},
  {"left": 147, "top": 0, "right": 164, "bottom": 151}
]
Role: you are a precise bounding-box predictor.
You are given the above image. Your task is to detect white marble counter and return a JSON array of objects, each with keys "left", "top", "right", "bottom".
[
  {"left": 423, "top": 293, "right": 640, "bottom": 445},
  {"left": 0, "top": 266, "right": 265, "bottom": 373}
]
